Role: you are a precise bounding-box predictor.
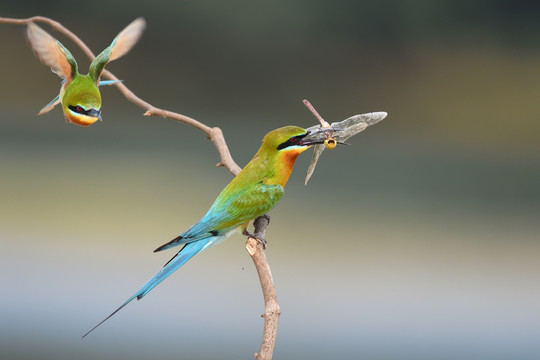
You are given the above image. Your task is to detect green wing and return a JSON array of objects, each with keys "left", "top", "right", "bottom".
[
  {"left": 56, "top": 42, "right": 78, "bottom": 80},
  {"left": 89, "top": 18, "right": 146, "bottom": 82},
  {"left": 222, "top": 182, "right": 284, "bottom": 229},
  {"left": 170, "top": 182, "right": 284, "bottom": 245},
  {"left": 154, "top": 182, "right": 283, "bottom": 252},
  {"left": 88, "top": 44, "right": 113, "bottom": 82}
]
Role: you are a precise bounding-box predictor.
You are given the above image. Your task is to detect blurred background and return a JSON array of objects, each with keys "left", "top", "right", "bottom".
[{"left": 1, "top": 1, "right": 539, "bottom": 359}]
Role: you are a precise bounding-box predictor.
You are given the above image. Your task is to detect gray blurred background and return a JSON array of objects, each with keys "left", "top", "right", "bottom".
[{"left": 1, "top": 1, "right": 539, "bottom": 359}]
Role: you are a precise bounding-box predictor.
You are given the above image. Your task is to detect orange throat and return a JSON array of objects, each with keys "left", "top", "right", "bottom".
[
  {"left": 274, "top": 147, "right": 308, "bottom": 187},
  {"left": 63, "top": 112, "right": 100, "bottom": 127}
]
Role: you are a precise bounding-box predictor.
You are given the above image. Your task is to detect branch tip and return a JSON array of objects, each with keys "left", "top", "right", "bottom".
[{"left": 303, "top": 99, "right": 330, "bottom": 128}]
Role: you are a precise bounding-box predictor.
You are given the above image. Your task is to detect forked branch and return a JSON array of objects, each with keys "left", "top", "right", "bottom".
[{"left": 0, "top": 15, "right": 280, "bottom": 359}]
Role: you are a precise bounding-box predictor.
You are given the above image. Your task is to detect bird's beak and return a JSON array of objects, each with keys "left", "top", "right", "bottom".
[
  {"left": 87, "top": 108, "right": 102, "bottom": 122},
  {"left": 298, "top": 130, "right": 330, "bottom": 146}
]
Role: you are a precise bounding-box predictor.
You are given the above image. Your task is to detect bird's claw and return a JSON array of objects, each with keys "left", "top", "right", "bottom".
[
  {"left": 256, "top": 236, "right": 267, "bottom": 249},
  {"left": 243, "top": 230, "right": 267, "bottom": 249}
]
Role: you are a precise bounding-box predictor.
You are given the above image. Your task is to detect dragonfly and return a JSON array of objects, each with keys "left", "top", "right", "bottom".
[{"left": 303, "top": 109, "right": 388, "bottom": 185}]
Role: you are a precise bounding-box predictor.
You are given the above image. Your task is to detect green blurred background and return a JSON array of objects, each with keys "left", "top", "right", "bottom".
[{"left": 1, "top": 1, "right": 539, "bottom": 359}]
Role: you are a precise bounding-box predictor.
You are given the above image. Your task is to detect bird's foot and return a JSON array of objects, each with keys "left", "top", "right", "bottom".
[
  {"left": 256, "top": 236, "right": 267, "bottom": 249},
  {"left": 243, "top": 229, "right": 267, "bottom": 249}
]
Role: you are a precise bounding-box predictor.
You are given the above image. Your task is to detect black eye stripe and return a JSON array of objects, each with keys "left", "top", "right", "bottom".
[
  {"left": 68, "top": 105, "right": 87, "bottom": 114},
  {"left": 277, "top": 133, "right": 307, "bottom": 150}
]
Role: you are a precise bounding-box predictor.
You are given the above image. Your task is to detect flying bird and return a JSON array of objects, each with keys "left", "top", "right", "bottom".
[
  {"left": 83, "top": 125, "right": 326, "bottom": 337},
  {"left": 26, "top": 18, "right": 146, "bottom": 126}
]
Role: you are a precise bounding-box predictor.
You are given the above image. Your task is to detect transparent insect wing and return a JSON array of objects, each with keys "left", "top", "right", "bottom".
[
  {"left": 330, "top": 112, "right": 387, "bottom": 141},
  {"left": 304, "top": 111, "right": 387, "bottom": 185},
  {"left": 304, "top": 144, "right": 326, "bottom": 185}
]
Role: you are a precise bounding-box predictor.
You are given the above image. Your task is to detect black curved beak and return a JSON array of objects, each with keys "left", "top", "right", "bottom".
[
  {"left": 87, "top": 108, "right": 102, "bottom": 122},
  {"left": 298, "top": 132, "right": 326, "bottom": 146}
]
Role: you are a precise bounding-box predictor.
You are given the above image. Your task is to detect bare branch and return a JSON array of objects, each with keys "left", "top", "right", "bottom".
[
  {"left": 2, "top": 15, "right": 280, "bottom": 358},
  {"left": 303, "top": 99, "right": 330, "bottom": 128},
  {"left": 0, "top": 16, "right": 242, "bottom": 176},
  {"left": 246, "top": 216, "right": 280, "bottom": 360}
]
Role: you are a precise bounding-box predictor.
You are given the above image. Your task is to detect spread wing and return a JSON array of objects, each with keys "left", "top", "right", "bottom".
[
  {"left": 26, "top": 22, "right": 77, "bottom": 82},
  {"left": 89, "top": 18, "right": 146, "bottom": 81},
  {"left": 108, "top": 17, "right": 146, "bottom": 61}
]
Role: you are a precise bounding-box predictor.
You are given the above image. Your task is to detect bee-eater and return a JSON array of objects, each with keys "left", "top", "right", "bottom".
[
  {"left": 83, "top": 125, "right": 326, "bottom": 337},
  {"left": 26, "top": 18, "right": 146, "bottom": 126}
]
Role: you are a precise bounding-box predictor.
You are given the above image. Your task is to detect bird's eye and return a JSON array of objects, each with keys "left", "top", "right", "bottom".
[
  {"left": 68, "top": 105, "right": 88, "bottom": 115},
  {"left": 277, "top": 133, "right": 307, "bottom": 150}
]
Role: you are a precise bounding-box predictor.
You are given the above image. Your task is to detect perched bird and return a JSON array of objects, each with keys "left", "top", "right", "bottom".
[
  {"left": 83, "top": 125, "right": 326, "bottom": 337},
  {"left": 26, "top": 18, "right": 146, "bottom": 126}
]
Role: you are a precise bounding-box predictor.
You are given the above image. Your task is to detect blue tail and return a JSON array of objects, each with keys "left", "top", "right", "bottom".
[{"left": 82, "top": 236, "right": 223, "bottom": 338}]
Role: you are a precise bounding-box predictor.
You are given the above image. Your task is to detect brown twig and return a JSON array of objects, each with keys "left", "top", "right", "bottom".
[
  {"left": 0, "top": 16, "right": 241, "bottom": 176},
  {"left": 303, "top": 99, "right": 330, "bottom": 128},
  {"left": 1, "top": 15, "right": 280, "bottom": 358},
  {"left": 246, "top": 216, "right": 280, "bottom": 360}
]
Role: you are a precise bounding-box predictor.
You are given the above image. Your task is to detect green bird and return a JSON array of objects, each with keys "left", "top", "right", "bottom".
[
  {"left": 83, "top": 125, "right": 327, "bottom": 337},
  {"left": 26, "top": 18, "right": 146, "bottom": 126}
]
